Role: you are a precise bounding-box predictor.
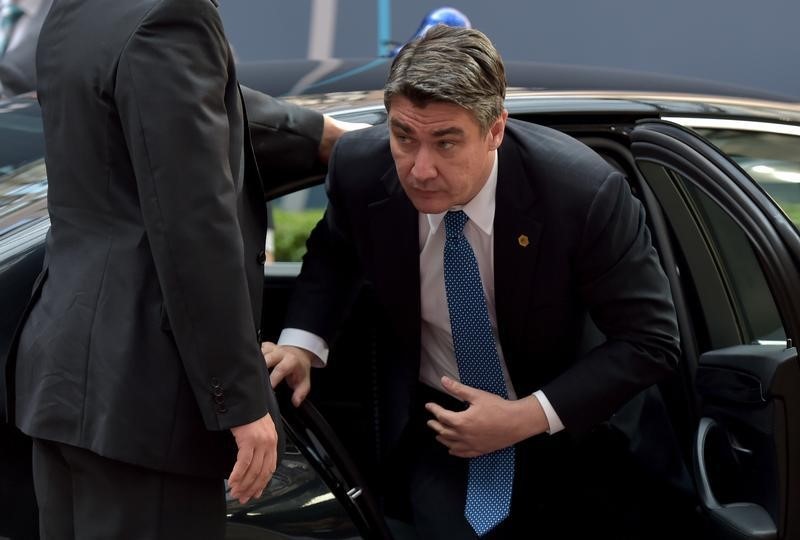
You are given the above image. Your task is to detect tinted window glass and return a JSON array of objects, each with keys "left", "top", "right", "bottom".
[
  {"left": 0, "top": 101, "right": 47, "bottom": 228},
  {"left": 0, "top": 100, "right": 44, "bottom": 174},
  {"left": 681, "top": 179, "right": 786, "bottom": 345},
  {"left": 268, "top": 186, "right": 326, "bottom": 263},
  {"left": 264, "top": 109, "right": 384, "bottom": 264},
  {"left": 638, "top": 160, "right": 787, "bottom": 349},
  {"left": 694, "top": 128, "right": 800, "bottom": 230}
]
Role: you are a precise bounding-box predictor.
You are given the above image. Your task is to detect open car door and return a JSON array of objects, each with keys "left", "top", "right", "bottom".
[{"left": 630, "top": 120, "right": 800, "bottom": 540}]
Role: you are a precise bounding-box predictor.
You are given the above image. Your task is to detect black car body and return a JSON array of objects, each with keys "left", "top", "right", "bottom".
[{"left": 2, "top": 59, "right": 800, "bottom": 539}]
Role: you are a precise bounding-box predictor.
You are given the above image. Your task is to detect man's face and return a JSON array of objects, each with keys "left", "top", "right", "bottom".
[{"left": 388, "top": 96, "right": 507, "bottom": 214}]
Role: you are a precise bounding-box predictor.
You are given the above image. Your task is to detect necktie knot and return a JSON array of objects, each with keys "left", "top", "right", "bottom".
[{"left": 443, "top": 210, "right": 469, "bottom": 240}]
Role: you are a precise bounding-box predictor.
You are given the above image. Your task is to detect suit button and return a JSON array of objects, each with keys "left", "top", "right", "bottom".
[
  {"left": 214, "top": 395, "right": 225, "bottom": 405},
  {"left": 217, "top": 406, "right": 228, "bottom": 414},
  {"left": 256, "top": 250, "right": 266, "bottom": 265},
  {"left": 211, "top": 377, "right": 221, "bottom": 388},
  {"left": 213, "top": 387, "right": 223, "bottom": 397}
]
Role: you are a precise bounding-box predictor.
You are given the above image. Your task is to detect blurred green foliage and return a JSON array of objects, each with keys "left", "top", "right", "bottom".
[
  {"left": 784, "top": 202, "right": 800, "bottom": 230},
  {"left": 273, "top": 208, "right": 325, "bottom": 262}
]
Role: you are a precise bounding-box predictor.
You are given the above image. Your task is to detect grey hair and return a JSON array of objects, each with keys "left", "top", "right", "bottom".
[{"left": 384, "top": 25, "right": 506, "bottom": 133}]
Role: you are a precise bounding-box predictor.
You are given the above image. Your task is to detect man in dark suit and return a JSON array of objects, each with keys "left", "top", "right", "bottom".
[
  {"left": 264, "top": 25, "right": 680, "bottom": 539},
  {"left": 0, "top": 0, "right": 51, "bottom": 97},
  {"left": 1, "top": 0, "right": 361, "bottom": 537}
]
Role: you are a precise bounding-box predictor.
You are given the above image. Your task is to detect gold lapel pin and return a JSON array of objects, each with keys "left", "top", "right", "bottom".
[{"left": 518, "top": 234, "right": 530, "bottom": 248}]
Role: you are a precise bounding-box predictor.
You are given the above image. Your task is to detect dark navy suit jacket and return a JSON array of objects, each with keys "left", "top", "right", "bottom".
[{"left": 285, "top": 119, "right": 680, "bottom": 453}]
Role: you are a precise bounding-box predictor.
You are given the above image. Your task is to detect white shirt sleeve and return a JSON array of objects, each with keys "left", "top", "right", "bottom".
[
  {"left": 533, "top": 390, "right": 565, "bottom": 434},
  {"left": 277, "top": 328, "right": 329, "bottom": 368}
]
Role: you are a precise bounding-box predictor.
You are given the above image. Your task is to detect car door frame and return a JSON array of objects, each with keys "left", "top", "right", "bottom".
[{"left": 631, "top": 119, "right": 800, "bottom": 540}]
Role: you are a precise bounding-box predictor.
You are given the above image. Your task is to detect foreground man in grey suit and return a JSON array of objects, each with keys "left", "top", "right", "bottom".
[
  {"left": 2, "top": 0, "right": 354, "bottom": 537},
  {"left": 265, "top": 25, "right": 680, "bottom": 538}
]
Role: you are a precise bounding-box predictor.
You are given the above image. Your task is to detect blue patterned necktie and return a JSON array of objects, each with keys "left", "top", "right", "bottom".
[
  {"left": 443, "top": 210, "right": 515, "bottom": 537},
  {"left": 0, "top": 3, "right": 23, "bottom": 56}
]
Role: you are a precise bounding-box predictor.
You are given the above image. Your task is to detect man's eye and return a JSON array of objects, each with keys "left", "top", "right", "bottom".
[{"left": 438, "top": 141, "right": 455, "bottom": 150}]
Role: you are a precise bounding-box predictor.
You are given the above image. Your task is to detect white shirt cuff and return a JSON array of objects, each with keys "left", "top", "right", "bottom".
[
  {"left": 277, "top": 328, "right": 329, "bottom": 367},
  {"left": 533, "top": 390, "right": 565, "bottom": 434}
]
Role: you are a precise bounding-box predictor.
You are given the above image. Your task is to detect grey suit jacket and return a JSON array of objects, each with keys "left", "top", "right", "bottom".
[
  {"left": 0, "top": 0, "right": 51, "bottom": 97},
  {"left": 5, "top": 0, "right": 322, "bottom": 477}
]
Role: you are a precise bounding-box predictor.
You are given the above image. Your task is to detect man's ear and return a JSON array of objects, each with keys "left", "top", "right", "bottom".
[{"left": 488, "top": 110, "right": 508, "bottom": 149}]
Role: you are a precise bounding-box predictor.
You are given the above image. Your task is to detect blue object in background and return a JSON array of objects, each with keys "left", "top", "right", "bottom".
[
  {"left": 377, "top": 0, "right": 392, "bottom": 56},
  {"left": 387, "top": 6, "right": 472, "bottom": 57}
]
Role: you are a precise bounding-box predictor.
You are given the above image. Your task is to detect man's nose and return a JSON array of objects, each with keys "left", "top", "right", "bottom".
[{"left": 410, "top": 147, "right": 437, "bottom": 182}]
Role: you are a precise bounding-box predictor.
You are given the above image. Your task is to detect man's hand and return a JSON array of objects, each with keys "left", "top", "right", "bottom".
[
  {"left": 318, "top": 116, "right": 371, "bottom": 164},
  {"left": 426, "top": 376, "right": 550, "bottom": 458},
  {"left": 262, "top": 342, "right": 313, "bottom": 407},
  {"left": 228, "top": 413, "right": 278, "bottom": 504}
]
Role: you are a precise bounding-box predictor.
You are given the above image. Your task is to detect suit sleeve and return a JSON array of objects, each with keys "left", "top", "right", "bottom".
[
  {"left": 241, "top": 85, "right": 325, "bottom": 185},
  {"left": 282, "top": 138, "right": 365, "bottom": 343},
  {"left": 541, "top": 171, "right": 680, "bottom": 433},
  {"left": 113, "top": 2, "right": 270, "bottom": 431}
]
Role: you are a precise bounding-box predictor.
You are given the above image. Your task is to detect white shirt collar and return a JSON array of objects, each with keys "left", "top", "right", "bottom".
[{"left": 426, "top": 150, "right": 497, "bottom": 236}]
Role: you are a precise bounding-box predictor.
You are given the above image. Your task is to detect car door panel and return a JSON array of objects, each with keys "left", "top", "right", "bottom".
[{"left": 631, "top": 120, "right": 800, "bottom": 540}]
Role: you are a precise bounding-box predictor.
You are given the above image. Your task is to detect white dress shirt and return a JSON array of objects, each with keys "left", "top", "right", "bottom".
[{"left": 279, "top": 151, "right": 564, "bottom": 433}]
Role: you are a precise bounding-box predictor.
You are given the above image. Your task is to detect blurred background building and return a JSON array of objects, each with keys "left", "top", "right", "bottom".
[{"left": 219, "top": 0, "right": 799, "bottom": 99}]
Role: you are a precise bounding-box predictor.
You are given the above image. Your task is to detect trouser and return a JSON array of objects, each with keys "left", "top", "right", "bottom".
[
  {"left": 32, "top": 438, "right": 226, "bottom": 540},
  {"left": 399, "top": 383, "right": 519, "bottom": 540},
  {"left": 391, "top": 384, "right": 656, "bottom": 540}
]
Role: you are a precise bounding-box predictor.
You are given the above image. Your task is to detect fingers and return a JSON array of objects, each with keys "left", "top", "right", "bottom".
[
  {"left": 261, "top": 341, "right": 277, "bottom": 355},
  {"left": 233, "top": 443, "right": 265, "bottom": 502},
  {"left": 292, "top": 378, "right": 311, "bottom": 407},
  {"left": 429, "top": 426, "right": 480, "bottom": 458},
  {"left": 425, "top": 401, "right": 460, "bottom": 428},
  {"left": 268, "top": 358, "right": 290, "bottom": 389},
  {"left": 445, "top": 445, "right": 481, "bottom": 459},
  {"left": 426, "top": 418, "right": 457, "bottom": 440},
  {"left": 228, "top": 445, "right": 254, "bottom": 502},
  {"left": 262, "top": 343, "right": 281, "bottom": 369},
  {"left": 441, "top": 376, "right": 476, "bottom": 402},
  {"left": 265, "top": 346, "right": 313, "bottom": 407},
  {"left": 228, "top": 414, "right": 278, "bottom": 504}
]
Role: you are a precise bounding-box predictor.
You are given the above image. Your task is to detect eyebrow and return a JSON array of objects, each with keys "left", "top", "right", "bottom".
[
  {"left": 431, "top": 127, "right": 465, "bottom": 137},
  {"left": 389, "top": 119, "right": 465, "bottom": 138},
  {"left": 390, "top": 118, "right": 412, "bottom": 132}
]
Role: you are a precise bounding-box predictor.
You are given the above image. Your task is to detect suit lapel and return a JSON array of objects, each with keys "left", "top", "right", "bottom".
[
  {"left": 367, "top": 167, "right": 421, "bottom": 353},
  {"left": 494, "top": 137, "right": 542, "bottom": 371}
]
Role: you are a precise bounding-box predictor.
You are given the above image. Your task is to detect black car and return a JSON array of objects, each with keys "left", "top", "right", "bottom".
[{"left": 2, "top": 58, "right": 800, "bottom": 539}]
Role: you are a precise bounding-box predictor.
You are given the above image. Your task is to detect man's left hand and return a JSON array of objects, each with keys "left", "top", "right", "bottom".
[{"left": 426, "top": 376, "right": 550, "bottom": 458}]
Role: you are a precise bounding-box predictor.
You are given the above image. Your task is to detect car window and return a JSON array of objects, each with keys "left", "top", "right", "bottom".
[
  {"left": 0, "top": 101, "right": 47, "bottom": 230},
  {"left": 681, "top": 179, "right": 786, "bottom": 345},
  {"left": 664, "top": 118, "right": 800, "bottom": 231},
  {"left": 697, "top": 129, "right": 800, "bottom": 229},
  {"left": 269, "top": 185, "right": 326, "bottom": 263},
  {"left": 0, "top": 100, "right": 44, "bottom": 173},
  {"left": 639, "top": 160, "right": 787, "bottom": 349},
  {"left": 267, "top": 109, "right": 385, "bottom": 265}
]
